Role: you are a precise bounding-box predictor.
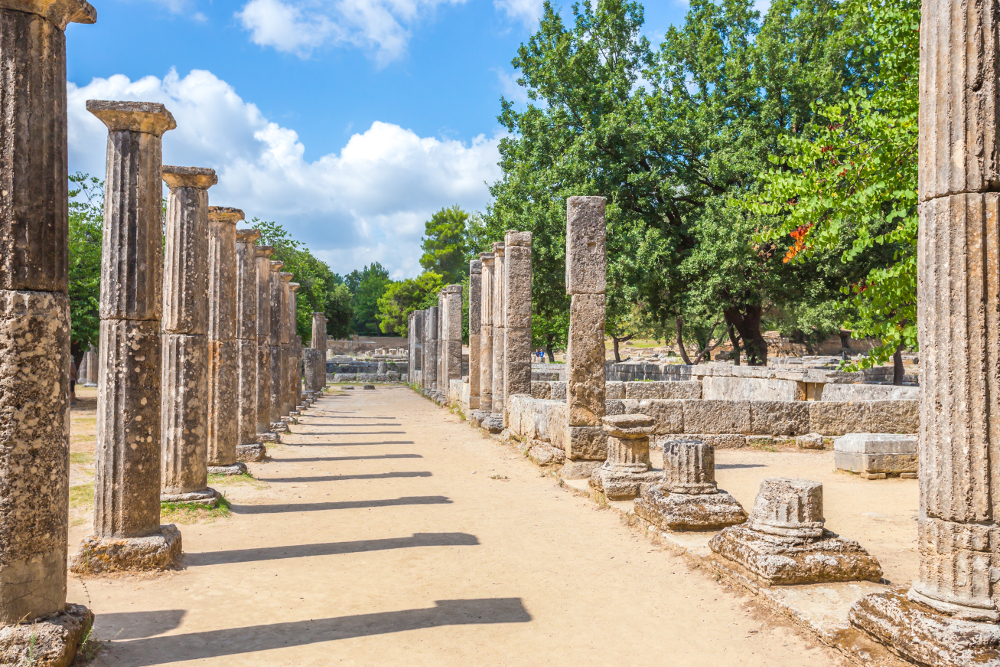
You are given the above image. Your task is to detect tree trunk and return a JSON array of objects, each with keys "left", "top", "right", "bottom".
[
  {"left": 726, "top": 321, "right": 741, "bottom": 366},
  {"left": 675, "top": 318, "right": 693, "bottom": 365},
  {"left": 893, "top": 343, "right": 905, "bottom": 385},
  {"left": 723, "top": 305, "right": 767, "bottom": 366},
  {"left": 611, "top": 334, "right": 634, "bottom": 363},
  {"left": 545, "top": 334, "right": 556, "bottom": 363}
]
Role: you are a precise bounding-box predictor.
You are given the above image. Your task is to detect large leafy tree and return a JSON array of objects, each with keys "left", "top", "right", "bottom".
[
  {"left": 345, "top": 263, "right": 392, "bottom": 336},
  {"left": 420, "top": 205, "right": 471, "bottom": 285},
  {"left": 68, "top": 173, "right": 104, "bottom": 371},
  {"left": 376, "top": 271, "right": 445, "bottom": 336}
]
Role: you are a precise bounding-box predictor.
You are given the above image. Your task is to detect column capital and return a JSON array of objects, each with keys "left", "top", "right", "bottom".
[
  {"left": 163, "top": 165, "right": 217, "bottom": 191},
  {"left": 208, "top": 206, "right": 244, "bottom": 225},
  {"left": 505, "top": 231, "right": 532, "bottom": 247},
  {"left": 444, "top": 284, "right": 462, "bottom": 294},
  {"left": 290, "top": 282, "right": 300, "bottom": 292},
  {"left": 470, "top": 259, "right": 482, "bottom": 274},
  {"left": 236, "top": 229, "right": 261, "bottom": 243},
  {"left": 279, "top": 272, "right": 293, "bottom": 283},
  {"left": 491, "top": 242, "right": 505, "bottom": 257},
  {"left": 1, "top": 0, "right": 96, "bottom": 28},
  {"left": 256, "top": 245, "right": 275, "bottom": 259},
  {"left": 269, "top": 260, "right": 284, "bottom": 272},
  {"left": 86, "top": 100, "right": 175, "bottom": 137}
]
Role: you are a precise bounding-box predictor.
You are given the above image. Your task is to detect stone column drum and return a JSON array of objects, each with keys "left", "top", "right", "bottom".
[
  {"left": 290, "top": 284, "right": 303, "bottom": 411},
  {"left": 311, "top": 312, "right": 327, "bottom": 356},
  {"left": 479, "top": 253, "right": 495, "bottom": 417},
  {"left": 710, "top": 478, "right": 881, "bottom": 586},
  {"left": 589, "top": 414, "right": 660, "bottom": 500},
  {"left": 268, "top": 261, "right": 287, "bottom": 430},
  {"left": 84, "top": 348, "right": 98, "bottom": 385},
  {"left": 71, "top": 100, "right": 183, "bottom": 575},
  {"left": 468, "top": 260, "right": 482, "bottom": 411},
  {"left": 634, "top": 438, "right": 747, "bottom": 531},
  {"left": 441, "top": 285, "right": 463, "bottom": 400},
  {"left": 0, "top": 1, "right": 96, "bottom": 657},
  {"left": 849, "top": 2, "right": 1000, "bottom": 662},
  {"left": 562, "top": 197, "right": 608, "bottom": 479},
  {"left": 279, "top": 273, "right": 294, "bottom": 417},
  {"left": 253, "top": 246, "right": 277, "bottom": 446},
  {"left": 411, "top": 310, "right": 423, "bottom": 382},
  {"left": 236, "top": 230, "right": 268, "bottom": 461},
  {"left": 490, "top": 242, "right": 506, "bottom": 428},
  {"left": 424, "top": 306, "right": 439, "bottom": 396},
  {"left": 205, "top": 207, "right": 245, "bottom": 476},
  {"left": 160, "top": 166, "right": 220, "bottom": 506},
  {"left": 503, "top": 232, "right": 532, "bottom": 419}
]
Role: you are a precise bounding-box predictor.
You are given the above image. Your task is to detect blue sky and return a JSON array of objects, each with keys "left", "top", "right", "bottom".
[{"left": 64, "top": 0, "right": 692, "bottom": 278}]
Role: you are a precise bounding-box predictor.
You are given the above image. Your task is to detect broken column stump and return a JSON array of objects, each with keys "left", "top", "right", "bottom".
[
  {"left": 709, "top": 478, "right": 881, "bottom": 586},
  {"left": 635, "top": 438, "right": 746, "bottom": 531},
  {"left": 590, "top": 414, "right": 660, "bottom": 500}
]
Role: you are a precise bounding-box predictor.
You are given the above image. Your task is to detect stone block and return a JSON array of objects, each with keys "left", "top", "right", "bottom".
[
  {"left": 683, "top": 400, "right": 751, "bottom": 434},
  {"left": 796, "top": 432, "right": 825, "bottom": 450},
  {"left": 702, "top": 376, "right": 804, "bottom": 401},
  {"left": 864, "top": 400, "right": 918, "bottom": 434},
  {"left": 635, "top": 488, "right": 747, "bottom": 532},
  {"left": 531, "top": 382, "right": 552, "bottom": 399},
  {"left": 566, "top": 425, "right": 607, "bottom": 460},
  {"left": 625, "top": 380, "right": 701, "bottom": 400},
  {"left": 655, "top": 434, "right": 746, "bottom": 450},
  {"left": 565, "top": 196, "right": 606, "bottom": 294},
  {"left": 809, "top": 401, "right": 869, "bottom": 435},
  {"left": 546, "top": 402, "right": 567, "bottom": 450},
  {"left": 71, "top": 524, "right": 181, "bottom": 574},
  {"left": 750, "top": 401, "right": 810, "bottom": 436},
  {"left": 635, "top": 399, "right": 684, "bottom": 435},
  {"left": 551, "top": 381, "right": 567, "bottom": 400},
  {"left": 605, "top": 381, "right": 625, "bottom": 399},
  {"left": 0, "top": 603, "right": 93, "bottom": 667},
  {"left": 605, "top": 399, "right": 625, "bottom": 415},
  {"left": 821, "top": 384, "right": 919, "bottom": 401},
  {"left": 834, "top": 433, "right": 918, "bottom": 476},
  {"left": 567, "top": 293, "right": 606, "bottom": 426}
]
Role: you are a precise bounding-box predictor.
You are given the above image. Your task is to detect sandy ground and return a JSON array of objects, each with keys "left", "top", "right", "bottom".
[{"left": 65, "top": 386, "right": 869, "bottom": 666}]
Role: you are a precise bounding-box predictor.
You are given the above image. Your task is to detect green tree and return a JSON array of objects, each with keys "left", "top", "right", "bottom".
[
  {"left": 68, "top": 172, "right": 104, "bottom": 371},
  {"left": 376, "top": 271, "right": 445, "bottom": 336},
  {"left": 346, "top": 263, "right": 392, "bottom": 336},
  {"left": 751, "top": 0, "right": 919, "bottom": 371},
  {"left": 420, "top": 205, "right": 471, "bottom": 285}
]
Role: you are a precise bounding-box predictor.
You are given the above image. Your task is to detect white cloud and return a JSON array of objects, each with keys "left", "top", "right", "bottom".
[
  {"left": 494, "top": 68, "right": 529, "bottom": 105},
  {"left": 494, "top": 0, "right": 542, "bottom": 27},
  {"left": 236, "top": 0, "right": 465, "bottom": 65},
  {"left": 68, "top": 69, "right": 501, "bottom": 278}
]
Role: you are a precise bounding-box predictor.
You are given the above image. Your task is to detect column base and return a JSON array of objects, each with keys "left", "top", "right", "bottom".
[
  {"left": 467, "top": 410, "right": 487, "bottom": 427},
  {"left": 238, "top": 443, "right": 269, "bottom": 461},
  {"left": 559, "top": 460, "right": 603, "bottom": 480},
  {"left": 0, "top": 603, "right": 93, "bottom": 666},
  {"left": 271, "top": 421, "right": 290, "bottom": 433},
  {"left": 70, "top": 525, "right": 182, "bottom": 574},
  {"left": 207, "top": 462, "right": 247, "bottom": 476},
  {"left": 850, "top": 590, "right": 1000, "bottom": 667},
  {"left": 589, "top": 465, "right": 661, "bottom": 500},
  {"left": 256, "top": 431, "right": 280, "bottom": 444},
  {"left": 161, "top": 488, "right": 220, "bottom": 507},
  {"left": 635, "top": 487, "right": 747, "bottom": 531},
  {"left": 709, "top": 525, "right": 883, "bottom": 586},
  {"left": 482, "top": 415, "right": 504, "bottom": 434}
]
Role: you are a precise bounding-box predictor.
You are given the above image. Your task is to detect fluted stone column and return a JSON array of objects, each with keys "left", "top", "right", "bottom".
[
  {"left": 279, "top": 273, "right": 293, "bottom": 417},
  {"left": 160, "top": 165, "right": 219, "bottom": 506},
  {"left": 268, "top": 261, "right": 286, "bottom": 429},
  {"left": 311, "top": 312, "right": 327, "bottom": 355},
  {"left": 205, "top": 207, "right": 245, "bottom": 475},
  {"left": 0, "top": 1, "right": 96, "bottom": 651},
  {"left": 503, "top": 232, "right": 532, "bottom": 420},
  {"left": 440, "top": 285, "right": 463, "bottom": 402},
  {"left": 590, "top": 414, "right": 659, "bottom": 500},
  {"left": 290, "top": 283, "right": 303, "bottom": 412},
  {"left": 84, "top": 349, "right": 98, "bottom": 385},
  {"left": 468, "top": 260, "right": 482, "bottom": 411},
  {"left": 254, "top": 247, "right": 277, "bottom": 445},
  {"left": 485, "top": 243, "right": 506, "bottom": 433},
  {"left": 236, "top": 230, "right": 267, "bottom": 462},
  {"left": 71, "top": 100, "right": 182, "bottom": 575},
  {"left": 424, "top": 306, "right": 439, "bottom": 395},
  {"left": 562, "top": 197, "right": 607, "bottom": 479},
  {"left": 480, "top": 253, "right": 495, "bottom": 416},
  {"left": 849, "top": 2, "right": 1000, "bottom": 661},
  {"left": 310, "top": 311, "right": 327, "bottom": 395},
  {"left": 410, "top": 310, "right": 423, "bottom": 385}
]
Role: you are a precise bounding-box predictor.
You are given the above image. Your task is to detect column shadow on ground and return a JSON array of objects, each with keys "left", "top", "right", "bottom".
[
  {"left": 290, "top": 441, "right": 415, "bottom": 447},
  {"left": 230, "top": 496, "right": 452, "bottom": 515},
  {"left": 184, "top": 532, "right": 479, "bottom": 566},
  {"left": 94, "top": 610, "right": 186, "bottom": 640},
  {"left": 290, "top": 454, "right": 423, "bottom": 463},
  {"left": 307, "top": 423, "right": 402, "bottom": 427},
  {"left": 306, "top": 431, "right": 408, "bottom": 436},
  {"left": 110, "top": 599, "right": 531, "bottom": 663},
  {"left": 261, "top": 471, "right": 433, "bottom": 483},
  {"left": 715, "top": 463, "right": 767, "bottom": 470}
]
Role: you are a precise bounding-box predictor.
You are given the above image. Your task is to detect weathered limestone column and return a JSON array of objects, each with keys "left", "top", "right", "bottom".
[
  {"left": 236, "top": 230, "right": 267, "bottom": 462},
  {"left": 71, "top": 100, "right": 182, "bottom": 575},
  {"left": 484, "top": 244, "right": 506, "bottom": 433},
  {"left": 440, "top": 285, "right": 463, "bottom": 402},
  {"left": 849, "top": 2, "right": 1000, "bottom": 661},
  {"left": 503, "top": 232, "right": 532, "bottom": 418},
  {"left": 0, "top": 2, "right": 96, "bottom": 653},
  {"left": 205, "top": 207, "right": 245, "bottom": 476},
  {"left": 290, "top": 283, "right": 303, "bottom": 412},
  {"left": 468, "top": 260, "right": 482, "bottom": 412},
  {"left": 424, "top": 306, "right": 439, "bottom": 395},
  {"left": 311, "top": 312, "right": 327, "bottom": 356},
  {"left": 253, "top": 246, "right": 278, "bottom": 447},
  {"left": 160, "top": 165, "right": 220, "bottom": 506},
  {"left": 479, "top": 253, "right": 495, "bottom": 416},
  {"left": 268, "top": 261, "right": 286, "bottom": 430},
  {"left": 279, "top": 273, "right": 294, "bottom": 417},
  {"left": 410, "top": 310, "right": 423, "bottom": 385},
  {"left": 84, "top": 348, "right": 98, "bottom": 385},
  {"left": 562, "top": 197, "right": 607, "bottom": 479}
]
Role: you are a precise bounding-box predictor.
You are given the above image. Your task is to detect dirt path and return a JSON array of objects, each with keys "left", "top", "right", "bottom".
[{"left": 74, "top": 386, "right": 850, "bottom": 666}]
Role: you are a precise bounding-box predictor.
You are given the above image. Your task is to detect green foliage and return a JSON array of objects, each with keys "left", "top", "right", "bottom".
[
  {"left": 68, "top": 173, "right": 104, "bottom": 366},
  {"left": 251, "top": 218, "right": 354, "bottom": 341},
  {"left": 376, "top": 271, "right": 445, "bottom": 336},
  {"left": 751, "top": 0, "right": 919, "bottom": 367},
  {"left": 420, "top": 205, "right": 471, "bottom": 284},
  {"left": 346, "top": 263, "right": 392, "bottom": 336}
]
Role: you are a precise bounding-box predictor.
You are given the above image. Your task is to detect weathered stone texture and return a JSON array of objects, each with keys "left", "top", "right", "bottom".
[
  {"left": 636, "top": 488, "right": 747, "bottom": 532},
  {"left": 236, "top": 338, "right": 257, "bottom": 445},
  {"left": 269, "top": 346, "right": 282, "bottom": 421},
  {"left": 683, "top": 400, "right": 751, "bottom": 435},
  {"left": 0, "top": 5, "right": 95, "bottom": 292},
  {"left": 662, "top": 438, "right": 717, "bottom": 494},
  {"left": 71, "top": 525, "right": 181, "bottom": 574},
  {"left": 254, "top": 248, "right": 274, "bottom": 433},
  {"left": 469, "top": 259, "right": 482, "bottom": 409},
  {"left": 206, "top": 340, "right": 238, "bottom": 466},
  {"left": 491, "top": 244, "right": 505, "bottom": 413},
  {"left": 565, "top": 196, "right": 606, "bottom": 294},
  {"left": 0, "top": 603, "right": 93, "bottom": 667},
  {"left": 629, "top": 399, "right": 683, "bottom": 435},
  {"left": 161, "top": 333, "right": 209, "bottom": 495},
  {"left": 605, "top": 381, "right": 625, "bottom": 399},
  {"left": 750, "top": 401, "right": 809, "bottom": 436},
  {"left": 566, "top": 293, "right": 606, "bottom": 428},
  {"left": 479, "top": 254, "right": 494, "bottom": 412},
  {"left": 504, "top": 234, "right": 532, "bottom": 400},
  {"left": 0, "top": 290, "right": 70, "bottom": 622},
  {"left": 701, "top": 376, "right": 803, "bottom": 402},
  {"left": 624, "top": 380, "right": 701, "bottom": 400},
  {"left": 94, "top": 318, "right": 161, "bottom": 538}
]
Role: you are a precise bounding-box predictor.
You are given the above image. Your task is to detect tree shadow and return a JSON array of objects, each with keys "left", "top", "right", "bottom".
[
  {"left": 94, "top": 609, "right": 186, "bottom": 640},
  {"left": 107, "top": 599, "right": 531, "bottom": 663},
  {"left": 230, "top": 496, "right": 452, "bottom": 515},
  {"left": 184, "top": 532, "right": 479, "bottom": 566},
  {"left": 261, "top": 471, "right": 433, "bottom": 483},
  {"left": 290, "top": 454, "right": 423, "bottom": 463}
]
